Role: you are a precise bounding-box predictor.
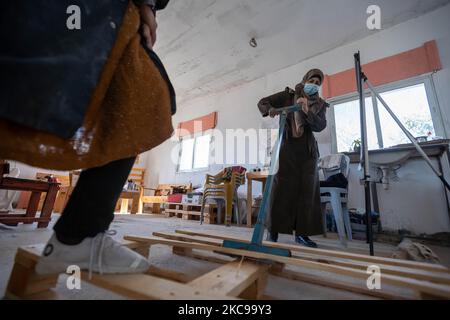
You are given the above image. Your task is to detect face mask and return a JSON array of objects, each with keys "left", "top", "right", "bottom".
[{"left": 304, "top": 83, "right": 320, "bottom": 96}]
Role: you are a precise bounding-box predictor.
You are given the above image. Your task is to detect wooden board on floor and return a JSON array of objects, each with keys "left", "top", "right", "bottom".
[
  {"left": 173, "top": 229, "right": 449, "bottom": 273},
  {"left": 5, "top": 240, "right": 267, "bottom": 300},
  {"left": 151, "top": 231, "right": 450, "bottom": 286},
  {"left": 124, "top": 232, "right": 450, "bottom": 300},
  {"left": 7, "top": 228, "right": 450, "bottom": 300}
]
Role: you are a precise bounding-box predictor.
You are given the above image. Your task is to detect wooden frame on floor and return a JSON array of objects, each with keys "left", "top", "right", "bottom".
[{"left": 5, "top": 229, "right": 450, "bottom": 300}]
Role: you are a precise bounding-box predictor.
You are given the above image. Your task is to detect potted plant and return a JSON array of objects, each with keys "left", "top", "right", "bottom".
[{"left": 352, "top": 139, "right": 361, "bottom": 153}]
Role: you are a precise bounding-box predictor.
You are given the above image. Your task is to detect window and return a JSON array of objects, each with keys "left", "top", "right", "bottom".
[
  {"left": 178, "top": 134, "right": 211, "bottom": 172},
  {"left": 334, "top": 97, "right": 379, "bottom": 153},
  {"left": 178, "top": 138, "right": 195, "bottom": 171},
  {"left": 377, "top": 84, "right": 435, "bottom": 148},
  {"left": 331, "top": 76, "right": 443, "bottom": 153}
]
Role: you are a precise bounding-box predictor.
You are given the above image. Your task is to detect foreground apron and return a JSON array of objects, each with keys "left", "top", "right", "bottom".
[{"left": 0, "top": 1, "right": 175, "bottom": 170}]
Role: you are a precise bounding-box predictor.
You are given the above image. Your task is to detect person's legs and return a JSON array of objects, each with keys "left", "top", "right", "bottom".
[
  {"left": 36, "top": 156, "right": 150, "bottom": 276},
  {"left": 54, "top": 157, "right": 136, "bottom": 245}
]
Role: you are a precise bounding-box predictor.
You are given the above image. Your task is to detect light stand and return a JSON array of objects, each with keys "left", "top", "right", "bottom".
[
  {"left": 354, "top": 52, "right": 374, "bottom": 256},
  {"left": 354, "top": 52, "right": 450, "bottom": 256}
]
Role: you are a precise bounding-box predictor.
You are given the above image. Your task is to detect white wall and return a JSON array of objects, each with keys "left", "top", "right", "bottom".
[{"left": 146, "top": 4, "right": 450, "bottom": 235}]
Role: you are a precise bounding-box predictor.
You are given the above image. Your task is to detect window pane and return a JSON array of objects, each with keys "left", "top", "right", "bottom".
[
  {"left": 179, "top": 138, "right": 194, "bottom": 171},
  {"left": 377, "top": 84, "right": 435, "bottom": 148},
  {"left": 193, "top": 135, "right": 210, "bottom": 169},
  {"left": 334, "top": 97, "right": 378, "bottom": 152}
]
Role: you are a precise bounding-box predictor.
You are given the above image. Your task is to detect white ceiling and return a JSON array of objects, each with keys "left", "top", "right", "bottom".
[{"left": 155, "top": 0, "right": 450, "bottom": 104}]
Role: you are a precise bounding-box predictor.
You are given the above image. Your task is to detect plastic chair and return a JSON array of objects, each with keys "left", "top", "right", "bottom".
[
  {"left": 200, "top": 168, "right": 246, "bottom": 226},
  {"left": 319, "top": 155, "right": 352, "bottom": 246}
]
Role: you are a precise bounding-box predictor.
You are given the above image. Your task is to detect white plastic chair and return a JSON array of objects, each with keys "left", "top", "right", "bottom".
[{"left": 319, "top": 155, "right": 352, "bottom": 246}]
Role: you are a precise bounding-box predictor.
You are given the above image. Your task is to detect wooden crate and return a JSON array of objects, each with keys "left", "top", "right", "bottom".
[{"left": 163, "top": 203, "right": 217, "bottom": 224}]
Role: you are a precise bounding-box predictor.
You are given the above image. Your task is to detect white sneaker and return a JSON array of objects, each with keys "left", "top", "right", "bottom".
[{"left": 35, "top": 232, "right": 150, "bottom": 277}]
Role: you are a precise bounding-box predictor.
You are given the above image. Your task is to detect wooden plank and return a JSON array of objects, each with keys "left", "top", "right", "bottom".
[
  {"left": 311, "top": 235, "right": 394, "bottom": 256},
  {"left": 270, "top": 267, "right": 413, "bottom": 300},
  {"left": 10, "top": 245, "right": 238, "bottom": 300},
  {"left": 169, "top": 243, "right": 410, "bottom": 300},
  {"left": 154, "top": 232, "right": 223, "bottom": 246},
  {"left": 146, "top": 266, "right": 193, "bottom": 283},
  {"left": 189, "top": 261, "right": 269, "bottom": 298},
  {"left": 153, "top": 232, "right": 450, "bottom": 285},
  {"left": 125, "top": 235, "right": 450, "bottom": 299},
  {"left": 239, "top": 273, "right": 268, "bottom": 300},
  {"left": 6, "top": 247, "right": 59, "bottom": 299},
  {"left": 174, "top": 229, "right": 449, "bottom": 273},
  {"left": 0, "top": 177, "right": 56, "bottom": 192},
  {"left": 83, "top": 272, "right": 237, "bottom": 300}
]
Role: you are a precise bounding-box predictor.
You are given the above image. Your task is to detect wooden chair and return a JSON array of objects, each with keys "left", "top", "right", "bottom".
[
  {"left": 116, "top": 168, "right": 146, "bottom": 214},
  {"left": 36, "top": 172, "right": 71, "bottom": 213},
  {"left": 200, "top": 167, "right": 246, "bottom": 226},
  {"left": 0, "top": 161, "right": 59, "bottom": 228}
]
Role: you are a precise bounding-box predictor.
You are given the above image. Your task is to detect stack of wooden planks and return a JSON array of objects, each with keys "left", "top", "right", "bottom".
[{"left": 5, "top": 229, "right": 450, "bottom": 300}]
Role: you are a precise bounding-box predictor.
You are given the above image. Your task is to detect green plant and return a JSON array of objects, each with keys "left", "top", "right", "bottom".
[{"left": 352, "top": 139, "right": 361, "bottom": 151}]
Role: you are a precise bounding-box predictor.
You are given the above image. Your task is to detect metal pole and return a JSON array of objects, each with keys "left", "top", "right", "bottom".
[
  {"left": 365, "top": 80, "right": 450, "bottom": 191},
  {"left": 354, "top": 52, "right": 375, "bottom": 256}
]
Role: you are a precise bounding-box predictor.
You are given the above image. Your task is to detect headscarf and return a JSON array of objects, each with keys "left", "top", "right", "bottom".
[
  {"left": 301, "top": 68, "right": 324, "bottom": 85},
  {"left": 291, "top": 68, "right": 327, "bottom": 138}
]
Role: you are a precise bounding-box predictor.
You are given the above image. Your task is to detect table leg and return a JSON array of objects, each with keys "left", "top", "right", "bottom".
[
  {"left": 25, "top": 192, "right": 41, "bottom": 224},
  {"left": 38, "top": 185, "right": 58, "bottom": 228},
  {"left": 138, "top": 189, "right": 144, "bottom": 214},
  {"left": 120, "top": 199, "right": 129, "bottom": 214},
  {"left": 131, "top": 196, "right": 139, "bottom": 214},
  {"left": 247, "top": 178, "right": 253, "bottom": 228}
]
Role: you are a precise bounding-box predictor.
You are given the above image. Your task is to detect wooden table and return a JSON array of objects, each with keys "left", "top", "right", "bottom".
[
  {"left": 246, "top": 171, "right": 269, "bottom": 227},
  {"left": 118, "top": 190, "right": 141, "bottom": 214},
  {"left": 0, "top": 177, "right": 59, "bottom": 228}
]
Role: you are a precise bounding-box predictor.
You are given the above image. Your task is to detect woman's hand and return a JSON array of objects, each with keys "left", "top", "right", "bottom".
[
  {"left": 140, "top": 5, "right": 158, "bottom": 50},
  {"left": 297, "top": 97, "right": 309, "bottom": 114}
]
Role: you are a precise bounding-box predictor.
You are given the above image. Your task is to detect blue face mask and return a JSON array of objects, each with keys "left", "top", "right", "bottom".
[{"left": 304, "top": 83, "right": 320, "bottom": 96}]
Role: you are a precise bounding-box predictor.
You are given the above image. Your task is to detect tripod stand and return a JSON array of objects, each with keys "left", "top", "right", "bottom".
[{"left": 354, "top": 52, "right": 450, "bottom": 256}]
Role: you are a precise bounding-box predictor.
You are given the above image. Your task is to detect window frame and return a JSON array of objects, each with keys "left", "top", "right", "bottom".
[
  {"left": 177, "top": 132, "right": 212, "bottom": 173},
  {"left": 329, "top": 74, "right": 446, "bottom": 153}
]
